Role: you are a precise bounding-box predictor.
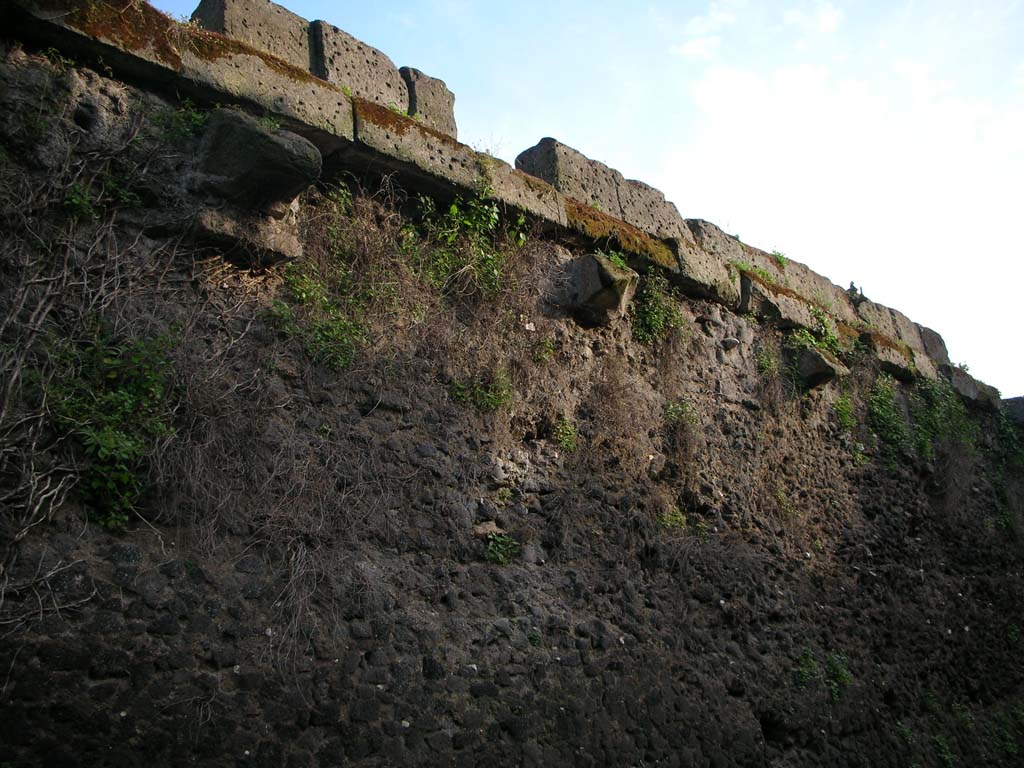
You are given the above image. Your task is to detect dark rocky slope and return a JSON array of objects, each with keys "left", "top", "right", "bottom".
[{"left": 1, "top": 44, "right": 1023, "bottom": 768}]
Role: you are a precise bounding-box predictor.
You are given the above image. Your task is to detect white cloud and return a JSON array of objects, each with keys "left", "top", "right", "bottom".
[
  {"left": 686, "top": 3, "right": 738, "bottom": 36},
  {"left": 1015, "top": 62, "right": 1024, "bottom": 88},
  {"left": 784, "top": 2, "right": 844, "bottom": 35},
  {"left": 673, "top": 36, "right": 722, "bottom": 61}
]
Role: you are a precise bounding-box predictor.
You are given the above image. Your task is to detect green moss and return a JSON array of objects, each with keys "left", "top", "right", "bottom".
[{"left": 564, "top": 197, "right": 676, "bottom": 271}]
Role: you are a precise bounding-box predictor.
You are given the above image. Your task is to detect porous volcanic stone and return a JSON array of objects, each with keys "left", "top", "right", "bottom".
[
  {"left": 791, "top": 345, "right": 849, "bottom": 388},
  {"left": 199, "top": 108, "right": 322, "bottom": 209},
  {"left": 191, "top": 0, "right": 313, "bottom": 73},
  {"left": 517, "top": 138, "right": 622, "bottom": 218},
  {"left": 192, "top": 207, "right": 302, "bottom": 265},
  {"left": 400, "top": 67, "right": 457, "bottom": 138},
  {"left": 941, "top": 365, "right": 1002, "bottom": 411},
  {"left": 311, "top": 21, "right": 408, "bottom": 110},
  {"left": 564, "top": 253, "right": 639, "bottom": 326}
]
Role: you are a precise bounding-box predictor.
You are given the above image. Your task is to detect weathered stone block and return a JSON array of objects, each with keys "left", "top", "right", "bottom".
[
  {"left": 516, "top": 138, "right": 622, "bottom": 217},
  {"left": 400, "top": 67, "right": 456, "bottom": 139},
  {"left": 481, "top": 158, "right": 567, "bottom": 227},
  {"left": 617, "top": 178, "right": 689, "bottom": 242},
  {"left": 191, "top": 0, "right": 312, "bottom": 73},
  {"left": 192, "top": 207, "right": 302, "bottom": 265},
  {"left": 179, "top": 45, "right": 353, "bottom": 148},
  {"left": 791, "top": 346, "right": 849, "bottom": 388},
  {"left": 917, "top": 324, "right": 950, "bottom": 366},
  {"left": 563, "top": 253, "right": 638, "bottom": 326},
  {"left": 740, "top": 276, "right": 816, "bottom": 330},
  {"left": 351, "top": 98, "right": 481, "bottom": 191},
  {"left": 941, "top": 365, "right": 1001, "bottom": 411},
  {"left": 199, "top": 108, "right": 321, "bottom": 209},
  {"left": 311, "top": 21, "right": 407, "bottom": 110}
]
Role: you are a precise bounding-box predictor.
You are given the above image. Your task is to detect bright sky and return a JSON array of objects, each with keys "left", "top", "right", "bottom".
[{"left": 153, "top": 0, "right": 1024, "bottom": 397}]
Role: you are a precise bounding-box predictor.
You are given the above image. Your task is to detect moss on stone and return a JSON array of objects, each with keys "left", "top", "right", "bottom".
[
  {"left": 564, "top": 197, "right": 675, "bottom": 271},
  {"left": 354, "top": 97, "right": 461, "bottom": 151}
]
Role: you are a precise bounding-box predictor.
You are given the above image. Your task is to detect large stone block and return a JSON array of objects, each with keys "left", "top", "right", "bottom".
[
  {"left": 198, "top": 108, "right": 321, "bottom": 209},
  {"left": 516, "top": 138, "right": 622, "bottom": 217},
  {"left": 1004, "top": 397, "right": 1024, "bottom": 426},
  {"left": 942, "top": 365, "right": 1001, "bottom": 411},
  {"left": 563, "top": 253, "right": 639, "bottom": 326},
  {"left": 617, "top": 178, "right": 690, "bottom": 242},
  {"left": 191, "top": 0, "right": 312, "bottom": 73},
  {"left": 400, "top": 67, "right": 456, "bottom": 139},
  {"left": 311, "top": 21, "right": 407, "bottom": 110},
  {"left": 351, "top": 98, "right": 481, "bottom": 190},
  {"left": 917, "top": 325, "right": 950, "bottom": 366}
]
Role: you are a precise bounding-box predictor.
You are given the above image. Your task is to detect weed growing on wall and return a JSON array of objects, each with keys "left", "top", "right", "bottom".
[
  {"left": 553, "top": 417, "right": 578, "bottom": 452},
  {"left": 449, "top": 371, "right": 513, "bottom": 411},
  {"left": 833, "top": 392, "right": 856, "bottom": 433},
  {"left": 867, "top": 374, "right": 911, "bottom": 460},
  {"left": 44, "top": 327, "right": 177, "bottom": 529},
  {"left": 631, "top": 273, "right": 683, "bottom": 344},
  {"left": 412, "top": 186, "right": 526, "bottom": 296},
  {"left": 484, "top": 532, "right": 519, "bottom": 565}
]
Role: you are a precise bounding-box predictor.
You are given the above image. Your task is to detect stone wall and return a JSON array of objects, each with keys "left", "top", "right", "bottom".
[
  {"left": 191, "top": 0, "right": 457, "bottom": 139},
  {"left": 4, "top": 0, "right": 1003, "bottom": 405}
]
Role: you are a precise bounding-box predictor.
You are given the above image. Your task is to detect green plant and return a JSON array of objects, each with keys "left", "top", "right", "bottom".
[
  {"left": 756, "top": 347, "right": 781, "bottom": 377},
  {"left": 663, "top": 399, "right": 699, "bottom": 428},
  {"left": 867, "top": 374, "right": 911, "bottom": 459},
  {"left": 553, "top": 417, "right": 578, "bottom": 452},
  {"left": 414, "top": 189, "right": 517, "bottom": 295},
  {"left": 728, "top": 260, "right": 774, "bottom": 284},
  {"left": 484, "top": 533, "right": 519, "bottom": 565},
  {"left": 64, "top": 183, "right": 98, "bottom": 220},
  {"left": 43, "top": 46, "right": 75, "bottom": 72},
  {"left": 795, "top": 648, "right": 821, "bottom": 686},
  {"left": 527, "top": 628, "right": 542, "bottom": 647},
  {"left": 46, "top": 329, "right": 176, "bottom": 530},
  {"left": 150, "top": 99, "right": 207, "bottom": 142},
  {"left": 772, "top": 250, "right": 787, "bottom": 269},
  {"left": 910, "top": 378, "right": 977, "bottom": 462},
  {"left": 825, "top": 653, "right": 853, "bottom": 700},
  {"left": 269, "top": 261, "right": 366, "bottom": 370},
  {"left": 631, "top": 273, "right": 684, "bottom": 344},
  {"left": 834, "top": 392, "right": 856, "bottom": 432},
  {"left": 932, "top": 734, "right": 956, "bottom": 767},
  {"left": 533, "top": 337, "right": 556, "bottom": 363},
  {"left": 450, "top": 371, "right": 513, "bottom": 411},
  {"left": 341, "top": 84, "right": 353, "bottom": 99},
  {"left": 258, "top": 113, "right": 282, "bottom": 132},
  {"left": 775, "top": 488, "right": 796, "bottom": 517},
  {"left": 599, "top": 249, "right": 629, "bottom": 270},
  {"left": 495, "top": 487, "right": 514, "bottom": 504},
  {"left": 658, "top": 506, "right": 688, "bottom": 530}
]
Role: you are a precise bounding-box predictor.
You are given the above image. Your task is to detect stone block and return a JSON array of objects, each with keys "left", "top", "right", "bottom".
[
  {"left": 617, "top": 178, "right": 690, "bottom": 242},
  {"left": 178, "top": 43, "right": 354, "bottom": 148},
  {"left": 941, "top": 365, "right": 1001, "bottom": 411},
  {"left": 740, "top": 276, "right": 816, "bottom": 330},
  {"left": 481, "top": 158, "right": 567, "bottom": 227},
  {"left": 191, "top": 0, "right": 312, "bottom": 73},
  {"left": 311, "top": 21, "right": 408, "bottom": 110},
  {"left": 351, "top": 97, "right": 481, "bottom": 191},
  {"left": 563, "top": 253, "right": 639, "bottom": 326},
  {"left": 917, "top": 324, "right": 950, "bottom": 366},
  {"left": 198, "top": 108, "right": 321, "bottom": 210},
  {"left": 791, "top": 346, "right": 849, "bottom": 388},
  {"left": 400, "top": 67, "right": 457, "bottom": 138},
  {"left": 192, "top": 207, "right": 302, "bottom": 265},
  {"left": 516, "top": 138, "right": 622, "bottom": 217}
]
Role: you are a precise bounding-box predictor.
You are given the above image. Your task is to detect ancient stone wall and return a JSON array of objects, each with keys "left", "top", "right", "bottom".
[
  {"left": 1, "top": 0, "right": 1005, "bottom": 405},
  {"left": 191, "top": 0, "right": 457, "bottom": 138}
]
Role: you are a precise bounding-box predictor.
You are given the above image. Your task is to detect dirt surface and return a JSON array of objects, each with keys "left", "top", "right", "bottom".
[{"left": 1, "top": 44, "right": 1023, "bottom": 768}]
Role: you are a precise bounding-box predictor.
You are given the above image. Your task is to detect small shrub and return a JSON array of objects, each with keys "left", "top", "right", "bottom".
[
  {"left": 632, "top": 273, "right": 684, "bottom": 344},
  {"left": 484, "top": 533, "right": 519, "bottom": 565},
  {"left": 772, "top": 250, "right": 787, "bottom": 269},
  {"left": 825, "top": 653, "right": 853, "bottom": 700},
  {"left": 553, "top": 417, "right": 578, "bottom": 452},
  {"left": 46, "top": 329, "right": 176, "bottom": 530},
  {"left": 910, "top": 378, "right": 976, "bottom": 462},
  {"left": 756, "top": 347, "right": 781, "bottom": 377},
  {"left": 867, "top": 374, "right": 910, "bottom": 458},
  {"left": 834, "top": 392, "right": 856, "bottom": 432},
  {"left": 533, "top": 337, "right": 556, "bottom": 363},
  {"left": 599, "top": 249, "right": 629, "bottom": 270},
  {"left": 450, "top": 371, "right": 513, "bottom": 411},
  {"left": 64, "top": 183, "right": 98, "bottom": 220},
  {"left": 658, "top": 506, "right": 688, "bottom": 530},
  {"left": 795, "top": 648, "right": 821, "bottom": 686},
  {"left": 664, "top": 399, "right": 699, "bottom": 426}
]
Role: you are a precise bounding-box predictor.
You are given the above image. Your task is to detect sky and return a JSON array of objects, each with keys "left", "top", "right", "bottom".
[{"left": 153, "top": 0, "right": 1024, "bottom": 397}]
